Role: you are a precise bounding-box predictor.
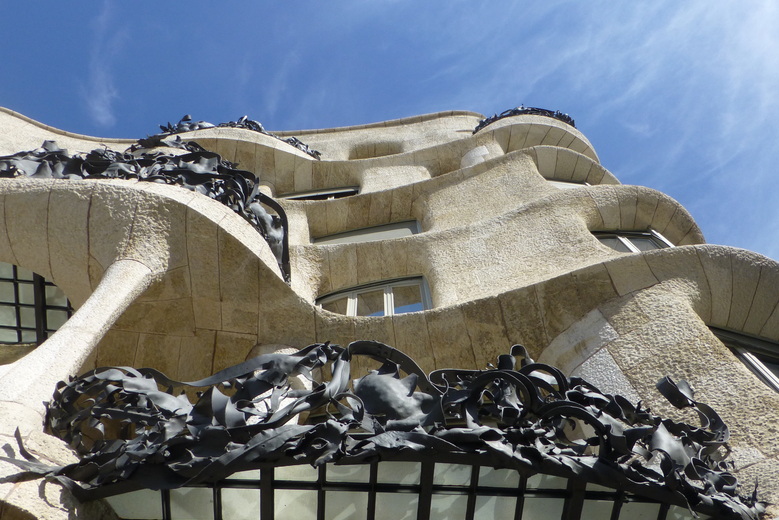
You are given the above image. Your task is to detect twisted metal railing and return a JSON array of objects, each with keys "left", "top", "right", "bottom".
[
  {"left": 0, "top": 141, "right": 291, "bottom": 282},
  {"left": 473, "top": 106, "right": 576, "bottom": 134}
]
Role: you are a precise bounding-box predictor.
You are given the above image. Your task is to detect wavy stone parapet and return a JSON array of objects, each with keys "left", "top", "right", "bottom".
[{"left": 1, "top": 106, "right": 779, "bottom": 518}]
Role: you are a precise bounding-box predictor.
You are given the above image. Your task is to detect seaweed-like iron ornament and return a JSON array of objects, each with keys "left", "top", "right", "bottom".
[
  {"left": 473, "top": 105, "right": 576, "bottom": 134},
  {"left": 0, "top": 342, "right": 764, "bottom": 519},
  {"left": 0, "top": 141, "right": 291, "bottom": 283},
  {"left": 146, "top": 114, "right": 322, "bottom": 160}
]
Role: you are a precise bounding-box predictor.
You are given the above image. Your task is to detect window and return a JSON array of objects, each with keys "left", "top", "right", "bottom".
[
  {"left": 712, "top": 327, "right": 779, "bottom": 393},
  {"left": 105, "top": 462, "right": 695, "bottom": 520},
  {"left": 313, "top": 221, "right": 420, "bottom": 245},
  {"left": 317, "top": 277, "right": 431, "bottom": 317},
  {"left": 593, "top": 230, "right": 674, "bottom": 253},
  {"left": 548, "top": 180, "right": 590, "bottom": 190},
  {"left": 279, "top": 187, "right": 359, "bottom": 201},
  {"left": 0, "top": 262, "right": 73, "bottom": 347}
]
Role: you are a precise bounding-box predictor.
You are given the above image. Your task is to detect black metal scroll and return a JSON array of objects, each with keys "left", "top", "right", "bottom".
[
  {"left": 0, "top": 342, "right": 764, "bottom": 518},
  {"left": 473, "top": 105, "right": 576, "bottom": 134},
  {"left": 0, "top": 141, "right": 291, "bottom": 283},
  {"left": 149, "top": 115, "right": 322, "bottom": 160}
]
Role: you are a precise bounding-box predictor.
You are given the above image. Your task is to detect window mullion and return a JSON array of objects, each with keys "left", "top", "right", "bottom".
[
  {"left": 618, "top": 236, "right": 641, "bottom": 253},
  {"left": 384, "top": 287, "right": 394, "bottom": 316},
  {"left": 347, "top": 293, "right": 358, "bottom": 317}
]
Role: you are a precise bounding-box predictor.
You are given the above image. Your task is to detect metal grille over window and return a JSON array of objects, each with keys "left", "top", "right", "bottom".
[
  {"left": 317, "top": 278, "right": 431, "bottom": 317},
  {"left": 104, "top": 463, "right": 708, "bottom": 520},
  {"left": 593, "top": 230, "right": 674, "bottom": 253},
  {"left": 0, "top": 262, "right": 73, "bottom": 348}
]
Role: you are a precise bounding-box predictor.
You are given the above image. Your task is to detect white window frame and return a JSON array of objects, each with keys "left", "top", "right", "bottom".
[
  {"left": 313, "top": 221, "right": 420, "bottom": 246},
  {"left": 593, "top": 229, "right": 674, "bottom": 253},
  {"left": 278, "top": 186, "right": 359, "bottom": 201},
  {"left": 317, "top": 277, "right": 431, "bottom": 317},
  {"left": 711, "top": 327, "right": 779, "bottom": 393},
  {"left": 547, "top": 180, "right": 591, "bottom": 190}
]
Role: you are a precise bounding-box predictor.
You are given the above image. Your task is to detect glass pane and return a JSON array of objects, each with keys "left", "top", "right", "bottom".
[
  {"left": 21, "top": 330, "right": 37, "bottom": 343},
  {"left": 433, "top": 463, "right": 471, "bottom": 486},
  {"left": 521, "top": 497, "right": 565, "bottom": 519},
  {"left": 478, "top": 467, "right": 519, "bottom": 488},
  {"left": 325, "top": 491, "right": 368, "bottom": 520},
  {"left": 629, "top": 237, "right": 663, "bottom": 251},
  {"left": 597, "top": 236, "right": 632, "bottom": 253},
  {"left": 356, "top": 289, "right": 385, "bottom": 317},
  {"left": 430, "top": 494, "right": 467, "bottom": 520},
  {"left": 16, "top": 267, "right": 34, "bottom": 281},
  {"left": 548, "top": 180, "right": 585, "bottom": 190},
  {"left": 0, "top": 263, "right": 13, "bottom": 279},
  {"left": 45, "top": 285, "right": 68, "bottom": 306},
  {"left": 46, "top": 309, "right": 69, "bottom": 330},
  {"left": 275, "top": 489, "right": 317, "bottom": 520},
  {"left": 321, "top": 296, "right": 348, "bottom": 315},
  {"left": 580, "top": 500, "right": 614, "bottom": 519},
  {"left": 375, "top": 493, "right": 418, "bottom": 520},
  {"left": 105, "top": 489, "right": 163, "bottom": 520},
  {"left": 0, "top": 282, "right": 15, "bottom": 303},
  {"left": 327, "top": 464, "right": 370, "bottom": 483},
  {"left": 222, "top": 488, "right": 260, "bottom": 520},
  {"left": 226, "top": 469, "right": 261, "bottom": 480},
  {"left": 314, "top": 221, "right": 418, "bottom": 245},
  {"left": 620, "top": 501, "right": 661, "bottom": 520},
  {"left": 667, "top": 505, "right": 706, "bottom": 520},
  {"left": 392, "top": 284, "right": 423, "bottom": 315},
  {"left": 0, "top": 305, "right": 17, "bottom": 327},
  {"left": 170, "top": 487, "right": 214, "bottom": 520},
  {"left": 276, "top": 465, "right": 318, "bottom": 481},
  {"left": 474, "top": 496, "right": 516, "bottom": 520},
  {"left": 377, "top": 461, "right": 421, "bottom": 485},
  {"left": 18, "top": 283, "right": 34, "bottom": 305},
  {"left": 0, "top": 328, "right": 19, "bottom": 342},
  {"left": 525, "top": 474, "right": 567, "bottom": 489},
  {"left": 19, "top": 307, "right": 35, "bottom": 328},
  {"left": 586, "top": 482, "right": 615, "bottom": 492}
]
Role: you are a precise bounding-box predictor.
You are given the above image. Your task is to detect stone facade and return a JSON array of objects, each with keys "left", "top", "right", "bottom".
[{"left": 0, "top": 106, "right": 777, "bottom": 518}]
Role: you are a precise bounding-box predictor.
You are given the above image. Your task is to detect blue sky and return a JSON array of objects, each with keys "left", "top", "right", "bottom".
[{"left": 2, "top": 1, "right": 778, "bottom": 260}]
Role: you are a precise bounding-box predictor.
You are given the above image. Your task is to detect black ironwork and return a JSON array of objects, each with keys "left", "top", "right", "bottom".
[
  {"left": 146, "top": 115, "right": 322, "bottom": 160},
  {"left": 473, "top": 106, "right": 576, "bottom": 134},
  {"left": 0, "top": 141, "right": 291, "bottom": 283},
  {"left": 0, "top": 341, "right": 764, "bottom": 519}
]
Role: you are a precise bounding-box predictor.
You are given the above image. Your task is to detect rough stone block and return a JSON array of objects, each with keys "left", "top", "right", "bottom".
[
  {"left": 461, "top": 298, "right": 510, "bottom": 370},
  {"left": 213, "top": 330, "right": 257, "bottom": 374},
  {"left": 135, "top": 333, "right": 182, "bottom": 378},
  {"left": 498, "top": 286, "right": 549, "bottom": 360},
  {"left": 425, "top": 306, "right": 476, "bottom": 370},
  {"left": 96, "top": 329, "right": 139, "bottom": 367},
  {"left": 604, "top": 254, "right": 659, "bottom": 296}
]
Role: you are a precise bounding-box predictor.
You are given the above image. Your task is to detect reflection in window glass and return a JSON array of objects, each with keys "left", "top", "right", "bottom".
[
  {"left": 521, "top": 497, "right": 565, "bottom": 519},
  {"left": 356, "top": 289, "right": 385, "bottom": 317},
  {"left": 170, "top": 487, "right": 214, "bottom": 520},
  {"left": 474, "top": 496, "right": 516, "bottom": 519},
  {"left": 321, "top": 296, "right": 348, "bottom": 315},
  {"left": 222, "top": 488, "right": 260, "bottom": 520},
  {"left": 478, "top": 467, "right": 519, "bottom": 488},
  {"left": 45, "top": 285, "right": 68, "bottom": 306},
  {"left": 376, "top": 493, "right": 418, "bottom": 520},
  {"left": 430, "top": 494, "right": 467, "bottom": 520},
  {"left": 594, "top": 231, "right": 673, "bottom": 254},
  {"left": 275, "top": 489, "right": 317, "bottom": 520},
  {"left": 0, "top": 282, "right": 14, "bottom": 303},
  {"left": 326, "top": 492, "right": 369, "bottom": 520},
  {"left": 317, "top": 278, "right": 430, "bottom": 317},
  {"left": 393, "top": 284, "right": 423, "bottom": 315}
]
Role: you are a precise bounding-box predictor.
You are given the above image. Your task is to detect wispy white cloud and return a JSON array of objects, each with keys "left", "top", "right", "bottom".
[{"left": 82, "top": 2, "right": 127, "bottom": 128}]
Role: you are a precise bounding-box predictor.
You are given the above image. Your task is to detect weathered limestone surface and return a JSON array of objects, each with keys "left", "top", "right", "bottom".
[{"left": 1, "top": 107, "right": 778, "bottom": 517}]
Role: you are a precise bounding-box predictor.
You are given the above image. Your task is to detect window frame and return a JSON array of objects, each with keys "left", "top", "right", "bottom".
[
  {"left": 593, "top": 229, "right": 674, "bottom": 253},
  {"left": 278, "top": 186, "right": 359, "bottom": 201},
  {"left": 547, "top": 180, "right": 591, "bottom": 190},
  {"left": 711, "top": 327, "right": 779, "bottom": 393},
  {"left": 312, "top": 220, "right": 421, "bottom": 246},
  {"left": 0, "top": 263, "right": 73, "bottom": 346},
  {"left": 317, "top": 277, "right": 431, "bottom": 317}
]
